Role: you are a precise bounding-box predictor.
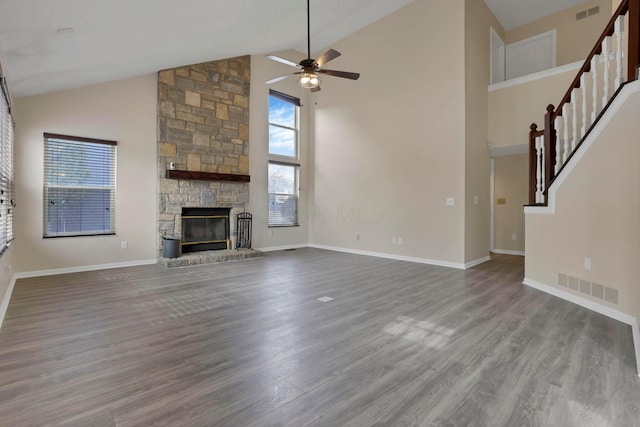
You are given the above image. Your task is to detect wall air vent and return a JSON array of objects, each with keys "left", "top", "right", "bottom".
[
  {"left": 557, "top": 273, "right": 619, "bottom": 305},
  {"left": 588, "top": 6, "right": 600, "bottom": 16},
  {"left": 576, "top": 10, "right": 588, "bottom": 20}
]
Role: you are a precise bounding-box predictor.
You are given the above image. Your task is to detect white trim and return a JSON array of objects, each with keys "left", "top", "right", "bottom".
[
  {"left": 13, "top": 259, "right": 158, "bottom": 279},
  {"left": 492, "top": 249, "right": 525, "bottom": 256},
  {"left": 255, "top": 244, "right": 308, "bottom": 252},
  {"left": 308, "top": 244, "right": 468, "bottom": 270},
  {"left": 465, "top": 256, "right": 491, "bottom": 269},
  {"left": 525, "top": 80, "right": 640, "bottom": 215},
  {"left": 490, "top": 27, "right": 505, "bottom": 84},
  {"left": 524, "top": 277, "right": 640, "bottom": 376},
  {"left": 489, "top": 61, "right": 582, "bottom": 92},
  {"left": 489, "top": 144, "right": 528, "bottom": 158},
  {"left": 490, "top": 158, "right": 495, "bottom": 252},
  {"left": 0, "top": 274, "right": 17, "bottom": 329}
]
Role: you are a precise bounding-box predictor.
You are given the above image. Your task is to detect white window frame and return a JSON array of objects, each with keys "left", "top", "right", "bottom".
[
  {"left": 43, "top": 133, "right": 117, "bottom": 238},
  {"left": 268, "top": 90, "right": 300, "bottom": 227}
]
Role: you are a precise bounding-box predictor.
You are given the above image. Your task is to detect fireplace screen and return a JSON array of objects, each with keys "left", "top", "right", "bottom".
[{"left": 181, "top": 207, "right": 230, "bottom": 253}]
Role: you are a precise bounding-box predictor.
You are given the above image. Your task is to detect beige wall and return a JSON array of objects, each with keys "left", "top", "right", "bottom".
[
  {"left": 506, "top": 0, "right": 612, "bottom": 67},
  {"left": 249, "top": 51, "right": 311, "bottom": 250},
  {"left": 525, "top": 85, "right": 640, "bottom": 318},
  {"left": 464, "top": 0, "right": 502, "bottom": 263},
  {"left": 494, "top": 154, "right": 527, "bottom": 253},
  {"left": 309, "top": 0, "right": 467, "bottom": 265},
  {"left": 488, "top": 67, "right": 577, "bottom": 149},
  {"left": 13, "top": 75, "right": 158, "bottom": 272}
]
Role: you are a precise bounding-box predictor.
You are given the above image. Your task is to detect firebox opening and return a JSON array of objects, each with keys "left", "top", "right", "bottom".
[{"left": 181, "top": 207, "right": 231, "bottom": 254}]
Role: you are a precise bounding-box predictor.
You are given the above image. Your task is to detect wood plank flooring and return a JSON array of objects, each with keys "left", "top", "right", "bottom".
[{"left": 0, "top": 248, "right": 638, "bottom": 426}]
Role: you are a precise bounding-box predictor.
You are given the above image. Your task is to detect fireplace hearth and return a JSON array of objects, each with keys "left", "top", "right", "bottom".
[{"left": 181, "top": 207, "right": 230, "bottom": 254}]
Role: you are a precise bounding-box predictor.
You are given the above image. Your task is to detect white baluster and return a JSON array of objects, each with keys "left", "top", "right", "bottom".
[
  {"left": 571, "top": 89, "right": 579, "bottom": 151},
  {"left": 562, "top": 104, "right": 570, "bottom": 164},
  {"left": 614, "top": 16, "right": 624, "bottom": 88},
  {"left": 554, "top": 115, "right": 562, "bottom": 174},
  {"left": 580, "top": 74, "right": 587, "bottom": 138},
  {"left": 591, "top": 55, "right": 599, "bottom": 122},
  {"left": 536, "top": 136, "right": 545, "bottom": 204},
  {"left": 602, "top": 36, "right": 611, "bottom": 106}
]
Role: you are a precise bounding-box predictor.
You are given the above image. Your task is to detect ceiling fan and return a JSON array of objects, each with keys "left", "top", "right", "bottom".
[{"left": 265, "top": 0, "right": 360, "bottom": 92}]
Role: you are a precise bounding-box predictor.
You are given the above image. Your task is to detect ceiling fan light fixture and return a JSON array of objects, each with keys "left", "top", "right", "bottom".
[{"left": 299, "top": 72, "right": 320, "bottom": 89}]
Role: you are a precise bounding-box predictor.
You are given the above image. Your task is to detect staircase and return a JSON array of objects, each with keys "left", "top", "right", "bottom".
[{"left": 525, "top": 0, "right": 640, "bottom": 377}]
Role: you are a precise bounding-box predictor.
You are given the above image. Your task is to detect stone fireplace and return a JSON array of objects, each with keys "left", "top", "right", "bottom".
[{"left": 157, "top": 55, "right": 250, "bottom": 256}]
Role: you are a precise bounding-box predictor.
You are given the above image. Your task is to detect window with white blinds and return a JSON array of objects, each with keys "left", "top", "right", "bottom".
[
  {"left": 43, "top": 133, "right": 117, "bottom": 238},
  {"left": 0, "top": 73, "right": 14, "bottom": 253},
  {"left": 268, "top": 90, "right": 300, "bottom": 227}
]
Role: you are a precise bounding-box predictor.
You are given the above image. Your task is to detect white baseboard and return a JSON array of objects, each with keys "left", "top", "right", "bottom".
[
  {"left": 254, "top": 244, "right": 308, "bottom": 253},
  {"left": 0, "top": 274, "right": 17, "bottom": 329},
  {"left": 465, "top": 256, "right": 491, "bottom": 269},
  {"left": 524, "top": 277, "right": 640, "bottom": 377},
  {"left": 13, "top": 259, "right": 158, "bottom": 280},
  {"left": 308, "top": 244, "right": 468, "bottom": 270},
  {"left": 492, "top": 249, "right": 525, "bottom": 256}
]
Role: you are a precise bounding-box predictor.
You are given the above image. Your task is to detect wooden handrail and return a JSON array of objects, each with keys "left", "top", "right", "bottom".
[
  {"left": 529, "top": 0, "right": 640, "bottom": 206},
  {"left": 552, "top": 0, "right": 633, "bottom": 122}
]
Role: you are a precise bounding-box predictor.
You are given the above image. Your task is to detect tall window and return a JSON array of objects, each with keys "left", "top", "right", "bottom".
[
  {"left": 43, "top": 133, "right": 117, "bottom": 237},
  {"left": 268, "top": 90, "right": 300, "bottom": 226},
  {"left": 0, "top": 72, "right": 14, "bottom": 253}
]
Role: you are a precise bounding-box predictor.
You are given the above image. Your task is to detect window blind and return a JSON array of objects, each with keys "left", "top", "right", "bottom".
[
  {"left": 268, "top": 162, "right": 298, "bottom": 226},
  {"left": 43, "top": 133, "right": 117, "bottom": 237},
  {"left": 0, "top": 73, "right": 14, "bottom": 253}
]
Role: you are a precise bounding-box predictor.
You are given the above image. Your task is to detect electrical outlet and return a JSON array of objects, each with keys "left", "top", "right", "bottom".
[
  {"left": 584, "top": 257, "right": 592, "bottom": 271},
  {"left": 356, "top": 234, "right": 360, "bottom": 241},
  {"left": 474, "top": 196, "right": 478, "bottom": 205},
  {"left": 511, "top": 233, "right": 517, "bottom": 241},
  {"left": 446, "top": 198, "right": 455, "bottom": 206},
  {"left": 397, "top": 238, "right": 403, "bottom": 245},
  {"left": 121, "top": 240, "right": 128, "bottom": 249}
]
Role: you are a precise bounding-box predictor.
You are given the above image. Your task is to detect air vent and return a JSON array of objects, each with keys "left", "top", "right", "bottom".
[
  {"left": 576, "top": 6, "right": 599, "bottom": 20},
  {"left": 557, "top": 273, "right": 619, "bottom": 305}
]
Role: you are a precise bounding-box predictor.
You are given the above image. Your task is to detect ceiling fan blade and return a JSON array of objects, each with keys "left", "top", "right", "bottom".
[
  {"left": 313, "top": 49, "right": 341, "bottom": 68},
  {"left": 265, "top": 73, "right": 300, "bottom": 84},
  {"left": 317, "top": 69, "right": 360, "bottom": 80},
  {"left": 266, "top": 55, "right": 300, "bottom": 69},
  {"left": 310, "top": 86, "right": 321, "bottom": 93}
]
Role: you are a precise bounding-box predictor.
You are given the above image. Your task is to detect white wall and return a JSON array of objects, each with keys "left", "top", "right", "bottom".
[
  {"left": 309, "top": 0, "right": 467, "bottom": 265},
  {"left": 249, "top": 51, "right": 311, "bottom": 250},
  {"left": 13, "top": 74, "right": 158, "bottom": 273}
]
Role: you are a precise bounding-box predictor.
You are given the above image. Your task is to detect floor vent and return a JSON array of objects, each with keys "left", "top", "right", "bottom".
[{"left": 557, "top": 273, "right": 619, "bottom": 305}]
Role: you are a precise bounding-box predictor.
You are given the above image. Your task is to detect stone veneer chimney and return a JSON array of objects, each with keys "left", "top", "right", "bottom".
[{"left": 157, "top": 56, "right": 250, "bottom": 253}]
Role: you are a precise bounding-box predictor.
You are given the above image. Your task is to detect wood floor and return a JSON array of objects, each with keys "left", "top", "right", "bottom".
[{"left": 1, "top": 249, "right": 639, "bottom": 426}]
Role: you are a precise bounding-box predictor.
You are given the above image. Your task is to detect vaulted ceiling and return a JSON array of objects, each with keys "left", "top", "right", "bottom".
[{"left": 0, "top": 0, "right": 592, "bottom": 98}]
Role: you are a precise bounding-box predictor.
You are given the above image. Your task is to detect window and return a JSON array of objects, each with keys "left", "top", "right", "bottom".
[
  {"left": 43, "top": 133, "right": 117, "bottom": 237},
  {"left": 268, "top": 90, "right": 300, "bottom": 226},
  {"left": 0, "top": 72, "right": 14, "bottom": 253},
  {"left": 268, "top": 163, "right": 298, "bottom": 226}
]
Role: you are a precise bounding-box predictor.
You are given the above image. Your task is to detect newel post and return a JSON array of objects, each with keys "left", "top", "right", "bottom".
[
  {"left": 529, "top": 123, "right": 538, "bottom": 205},
  {"left": 543, "top": 104, "right": 556, "bottom": 198},
  {"left": 629, "top": 0, "right": 640, "bottom": 80}
]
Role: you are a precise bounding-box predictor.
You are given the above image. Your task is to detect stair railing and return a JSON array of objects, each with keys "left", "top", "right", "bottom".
[{"left": 529, "top": 0, "right": 640, "bottom": 205}]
